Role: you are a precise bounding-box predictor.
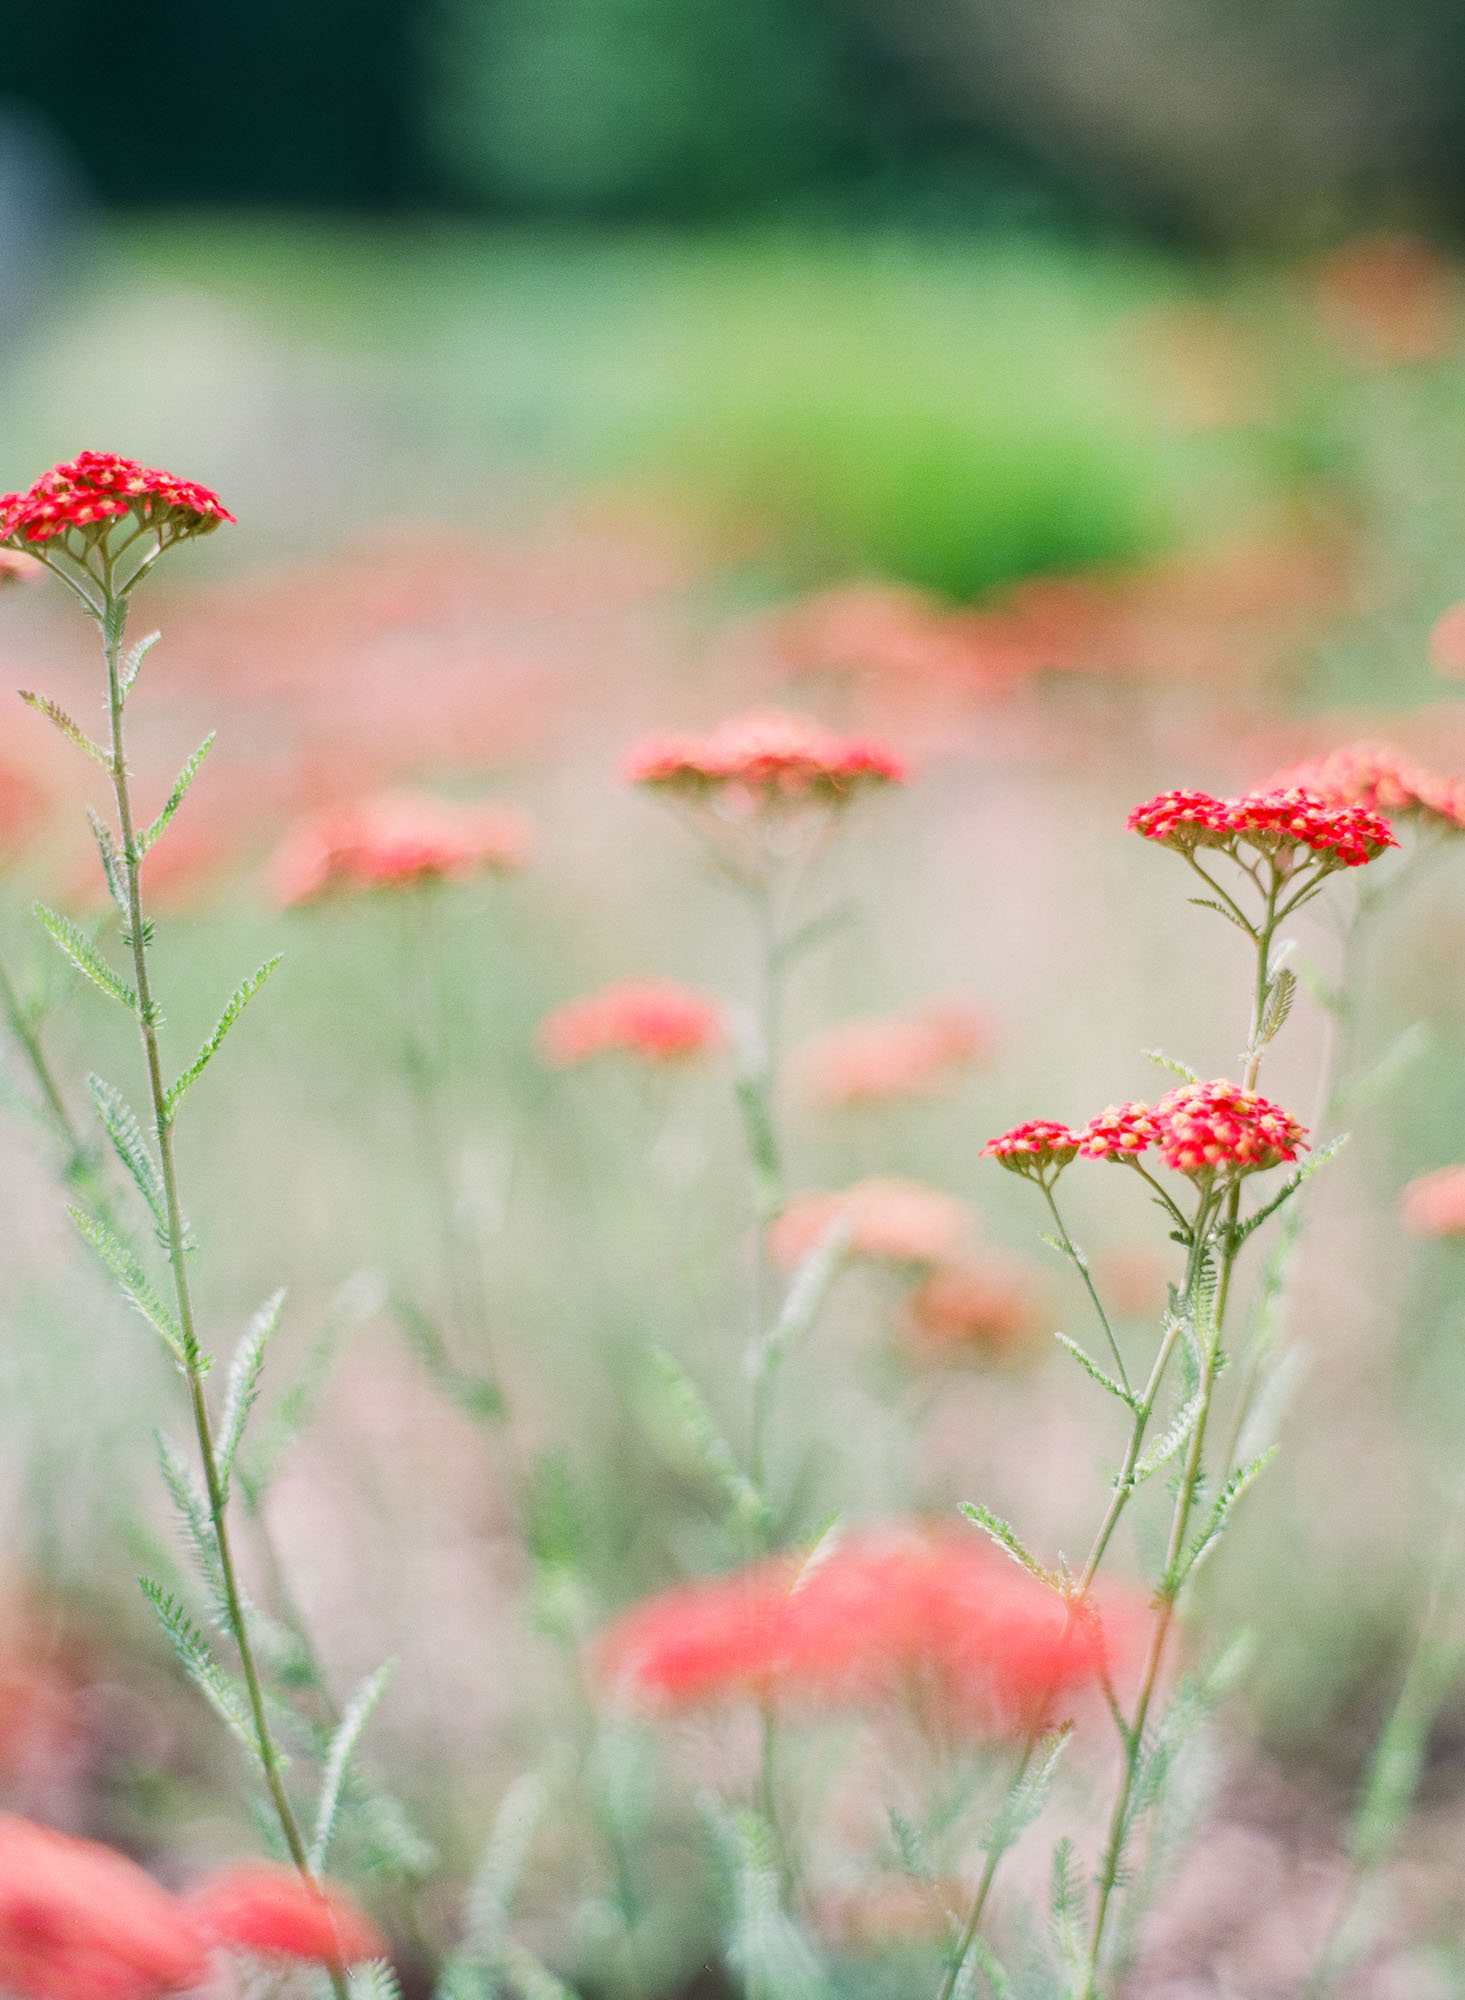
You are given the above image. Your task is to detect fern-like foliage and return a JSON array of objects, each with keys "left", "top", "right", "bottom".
[
  {"left": 138, "top": 1578, "right": 262, "bottom": 1764},
  {"left": 69, "top": 1205, "right": 188, "bottom": 1364},
  {"left": 164, "top": 956, "right": 281, "bottom": 1118},
  {"left": 87, "top": 1073, "right": 169, "bottom": 1243},
  {"left": 310, "top": 1660, "right": 396, "bottom": 1872},
  {"left": 216, "top": 1290, "right": 284, "bottom": 1502},
  {"left": 35, "top": 905, "right": 136, "bottom": 1014},
  {"left": 138, "top": 733, "right": 216, "bottom": 856},
  {"left": 648, "top": 1346, "right": 767, "bottom": 1535}
]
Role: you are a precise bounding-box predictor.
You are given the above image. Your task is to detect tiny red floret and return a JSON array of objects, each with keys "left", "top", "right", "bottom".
[
  {"left": 1077, "top": 1102, "right": 1160, "bottom": 1161},
  {"left": 1151, "top": 1079, "right": 1306, "bottom": 1177},
  {"left": 0, "top": 451, "right": 233, "bottom": 549}
]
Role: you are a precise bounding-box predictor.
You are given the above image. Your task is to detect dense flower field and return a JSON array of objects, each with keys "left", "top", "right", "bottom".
[{"left": 3, "top": 230, "right": 1465, "bottom": 1999}]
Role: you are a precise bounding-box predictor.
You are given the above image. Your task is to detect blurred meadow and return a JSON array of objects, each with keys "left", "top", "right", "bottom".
[{"left": 7, "top": 6, "right": 1465, "bottom": 1996}]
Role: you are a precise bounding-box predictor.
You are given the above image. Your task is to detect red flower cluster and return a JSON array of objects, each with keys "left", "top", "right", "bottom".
[
  {"left": 903, "top": 1254, "right": 1045, "bottom": 1359},
  {"left": 597, "top": 1525, "right": 1136, "bottom": 1733},
  {"left": 790, "top": 998, "right": 991, "bottom": 1109},
  {"left": 1399, "top": 1164, "right": 1465, "bottom": 1238},
  {"left": 1263, "top": 740, "right": 1465, "bottom": 835},
  {"left": 1128, "top": 786, "right": 1395, "bottom": 868},
  {"left": 768, "top": 1177, "right": 971, "bottom": 1270},
  {"left": 1078, "top": 1102, "right": 1161, "bottom": 1160},
  {"left": 0, "top": 452, "right": 233, "bottom": 548},
  {"left": 0, "top": 1817, "right": 381, "bottom": 2000},
  {"left": 982, "top": 1120, "right": 1082, "bottom": 1176},
  {"left": 536, "top": 977, "right": 725, "bottom": 1066},
  {"left": 1150, "top": 1080, "right": 1306, "bottom": 1176},
  {"left": 271, "top": 791, "right": 534, "bottom": 905},
  {"left": 624, "top": 708, "right": 906, "bottom": 806}
]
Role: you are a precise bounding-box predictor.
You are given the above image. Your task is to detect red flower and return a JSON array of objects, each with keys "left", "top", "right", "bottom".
[
  {"left": 188, "top": 1863, "right": 382, "bottom": 1968},
  {"left": 536, "top": 978, "right": 725, "bottom": 1065},
  {"left": 1151, "top": 1080, "right": 1306, "bottom": 1177},
  {"left": 982, "top": 1119, "right": 1081, "bottom": 1176},
  {"left": 790, "top": 998, "right": 991, "bottom": 1109},
  {"left": 902, "top": 1254, "right": 1045, "bottom": 1359},
  {"left": 0, "top": 1815, "right": 208, "bottom": 2000},
  {"left": 1128, "top": 785, "right": 1394, "bottom": 868},
  {"left": 0, "top": 452, "right": 233, "bottom": 548},
  {"left": 1400, "top": 1164, "right": 1465, "bottom": 1238},
  {"left": 271, "top": 791, "right": 533, "bottom": 905},
  {"left": 624, "top": 708, "right": 906, "bottom": 807},
  {"left": 1077, "top": 1101, "right": 1161, "bottom": 1161},
  {"left": 768, "top": 1178, "right": 972, "bottom": 1270},
  {"left": 597, "top": 1526, "right": 1139, "bottom": 1734},
  {"left": 1262, "top": 740, "right": 1465, "bottom": 835}
]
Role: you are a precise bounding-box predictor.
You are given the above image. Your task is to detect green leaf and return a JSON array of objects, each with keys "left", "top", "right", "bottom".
[
  {"left": 395, "top": 1298, "right": 503, "bottom": 1422},
  {"left": 87, "top": 1074, "right": 169, "bottom": 1242},
  {"left": 960, "top": 1503, "right": 1057, "bottom": 1588},
  {"left": 240, "top": 1270, "right": 381, "bottom": 1499},
  {"left": 350, "top": 1965, "right": 405, "bottom": 2000},
  {"left": 155, "top": 1432, "right": 227, "bottom": 1625},
  {"left": 19, "top": 689, "right": 109, "bottom": 765},
  {"left": 498, "top": 1943, "right": 582, "bottom": 2000},
  {"left": 138, "top": 1577, "right": 262, "bottom": 1763},
  {"left": 524, "top": 1447, "right": 591, "bottom": 1645},
  {"left": 1143, "top": 1048, "right": 1200, "bottom": 1083},
  {"left": 1185, "top": 896, "right": 1254, "bottom": 936},
  {"left": 86, "top": 809, "right": 129, "bottom": 916},
  {"left": 983, "top": 1724, "right": 1072, "bottom": 1855},
  {"left": 887, "top": 1807, "right": 934, "bottom": 1883},
  {"left": 703, "top": 1798, "right": 829, "bottom": 2000},
  {"left": 120, "top": 629, "right": 160, "bottom": 695},
  {"left": 1176, "top": 1450, "right": 1278, "bottom": 1586},
  {"left": 138, "top": 733, "right": 215, "bottom": 856},
  {"left": 955, "top": 1937, "right": 1015, "bottom": 2000},
  {"left": 164, "top": 955, "right": 280, "bottom": 1116},
  {"left": 70, "top": 1206, "right": 188, "bottom": 1364},
  {"left": 463, "top": 1772, "right": 549, "bottom": 1963},
  {"left": 648, "top": 1347, "right": 767, "bottom": 1534},
  {"left": 1134, "top": 1388, "right": 1205, "bottom": 1483},
  {"left": 34, "top": 904, "right": 136, "bottom": 1014},
  {"left": 756, "top": 1210, "right": 853, "bottom": 1374},
  {"left": 1055, "top": 1333, "right": 1136, "bottom": 1409},
  {"left": 1048, "top": 1836, "right": 1089, "bottom": 1978},
  {"left": 1253, "top": 966, "right": 1296, "bottom": 1053},
  {"left": 311, "top": 1659, "right": 396, "bottom": 1871},
  {"left": 1337, "top": 1022, "right": 1429, "bottom": 1112},
  {"left": 216, "top": 1289, "right": 284, "bottom": 1501}
]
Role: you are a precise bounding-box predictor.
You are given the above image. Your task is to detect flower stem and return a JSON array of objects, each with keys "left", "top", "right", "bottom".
[
  {"left": 1041, "top": 1184, "right": 1131, "bottom": 1397},
  {"left": 98, "top": 585, "right": 349, "bottom": 2000}
]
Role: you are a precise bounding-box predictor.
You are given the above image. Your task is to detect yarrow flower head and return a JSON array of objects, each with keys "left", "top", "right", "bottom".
[
  {"left": 1128, "top": 785, "right": 1395, "bottom": 871},
  {"left": 0, "top": 451, "right": 233, "bottom": 551},
  {"left": 1263, "top": 740, "right": 1465, "bottom": 836},
  {"left": 187, "top": 1863, "right": 383, "bottom": 1970},
  {"left": 1077, "top": 1101, "right": 1161, "bottom": 1161},
  {"left": 982, "top": 1119, "right": 1082, "bottom": 1179},
  {"left": 790, "top": 998, "right": 991, "bottom": 1110},
  {"left": 1399, "top": 1164, "right": 1465, "bottom": 1238},
  {"left": 624, "top": 708, "right": 906, "bottom": 810},
  {"left": 768, "top": 1177, "right": 972, "bottom": 1270},
  {"left": 270, "top": 790, "right": 534, "bottom": 905},
  {"left": 536, "top": 977, "right": 726, "bottom": 1066},
  {"left": 596, "top": 1524, "right": 1142, "bottom": 1734},
  {"left": 1150, "top": 1079, "right": 1306, "bottom": 1177},
  {"left": 902, "top": 1254, "right": 1045, "bottom": 1360}
]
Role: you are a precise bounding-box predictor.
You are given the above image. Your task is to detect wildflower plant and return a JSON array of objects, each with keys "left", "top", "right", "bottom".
[
  {"left": 0, "top": 454, "right": 399, "bottom": 2000},
  {"left": 942, "top": 782, "right": 1402, "bottom": 1998}
]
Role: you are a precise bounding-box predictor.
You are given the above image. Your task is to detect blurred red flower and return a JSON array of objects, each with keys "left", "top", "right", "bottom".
[
  {"left": 625, "top": 708, "right": 905, "bottom": 807},
  {"left": 1263, "top": 740, "right": 1465, "bottom": 834},
  {"left": 536, "top": 977, "right": 726, "bottom": 1065},
  {"left": 789, "top": 998, "right": 991, "bottom": 1110},
  {"left": 769, "top": 1178, "right": 971, "bottom": 1270},
  {"left": 1310, "top": 235, "right": 1460, "bottom": 366},
  {"left": 0, "top": 1815, "right": 207, "bottom": 2000},
  {"left": 1400, "top": 1164, "right": 1465, "bottom": 1238},
  {"left": 270, "top": 790, "right": 533, "bottom": 905},
  {"left": 902, "top": 1253, "right": 1046, "bottom": 1360},
  {"left": 598, "top": 1525, "right": 1139, "bottom": 1734},
  {"left": 189, "top": 1862, "right": 382, "bottom": 1969},
  {"left": 0, "top": 452, "right": 233, "bottom": 548}
]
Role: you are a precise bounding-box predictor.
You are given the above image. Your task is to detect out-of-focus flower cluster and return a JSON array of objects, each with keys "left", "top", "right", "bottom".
[
  {"left": 625, "top": 708, "right": 906, "bottom": 808},
  {"left": 789, "top": 998, "right": 991, "bottom": 1110},
  {"left": 597, "top": 1525, "right": 1140, "bottom": 1735},
  {"left": 1263, "top": 740, "right": 1465, "bottom": 834},
  {"left": 270, "top": 790, "right": 534, "bottom": 905},
  {"left": 536, "top": 978, "right": 726, "bottom": 1066},
  {"left": 1400, "top": 1164, "right": 1465, "bottom": 1238}
]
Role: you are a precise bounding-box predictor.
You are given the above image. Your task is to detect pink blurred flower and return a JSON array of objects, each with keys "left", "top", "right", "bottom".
[
  {"left": 1310, "top": 235, "right": 1460, "bottom": 366},
  {"left": 270, "top": 790, "right": 533, "bottom": 905},
  {"left": 0, "top": 1815, "right": 208, "bottom": 2000},
  {"left": 790, "top": 998, "right": 991, "bottom": 1110},
  {"left": 902, "top": 1254, "right": 1046, "bottom": 1360},
  {"left": 1429, "top": 602, "right": 1465, "bottom": 679},
  {"left": 0, "top": 550, "right": 44, "bottom": 588},
  {"left": 768, "top": 1178, "right": 971, "bottom": 1270},
  {"left": 597, "top": 1524, "right": 1142, "bottom": 1735},
  {"left": 1262, "top": 740, "right": 1465, "bottom": 834},
  {"left": 536, "top": 977, "right": 726, "bottom": 1065},
  {"left": 189, "top": 1862, "right": 382, "bottom": 1969},
  {"left": 1400, "top": 1164, "right": 1465, "bottom": 1238},
  {"left": 624, "top": 708, "right": 906, "bottom": 808}
]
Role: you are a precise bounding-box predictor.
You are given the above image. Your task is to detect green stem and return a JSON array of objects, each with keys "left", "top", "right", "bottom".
[
  {"left": 1041, "top": 1184, "right": 1131, "bottom": 1397},
  {"left": 98, "top": 585, "right": 349, "bottom": 1999}
]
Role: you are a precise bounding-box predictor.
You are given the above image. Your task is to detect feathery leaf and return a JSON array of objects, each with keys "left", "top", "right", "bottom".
[
  {"left": 311, "top": 1660, "right": 396, "bottom": 1871},
  {"left": 164, "top": 956, "right": 280, "bottom": 1116},
  {"left": 960, "top": 1503, "right": 1057, "bottom": 1588},
  {"left": 138, "top": 1579, "right": 261, "bottom": 1763},
  {"left": 69, "top": 1206, "right": 188, "bottom": 1364},
  {"left": 138, "top": 734, "right": 215, "bottom": 856},
  {"left": 1055, "top": 1333, "right": 1136, "bottom": 1409},
  {"left": 34, "top": 905, "right": 136, "bottom": 1013},
  {"left": 87, "top": 1074, "right": 168, "bottom": 1241},
  {"left": 649, "top": 1347, "right": 767, "bottom": 1533},
  {"left": 216, "top": 1290, "right": 283, "bottom": 1501},
  {"left": 19, "top": 690, "right": 109, "bottom": 764}
]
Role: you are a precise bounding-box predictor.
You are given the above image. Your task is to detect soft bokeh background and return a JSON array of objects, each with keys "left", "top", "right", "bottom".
[{"left": 6, "top": 6, "right": 1465, "bottom": 1996}]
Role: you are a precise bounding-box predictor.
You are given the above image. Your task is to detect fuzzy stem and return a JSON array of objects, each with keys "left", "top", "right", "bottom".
[
  {"left": 1041, "top": 1184, "right": 1131, "bottom": 1396},
  {"left": 97, "top": 582, "right": 349, "bottom": 2000}
]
